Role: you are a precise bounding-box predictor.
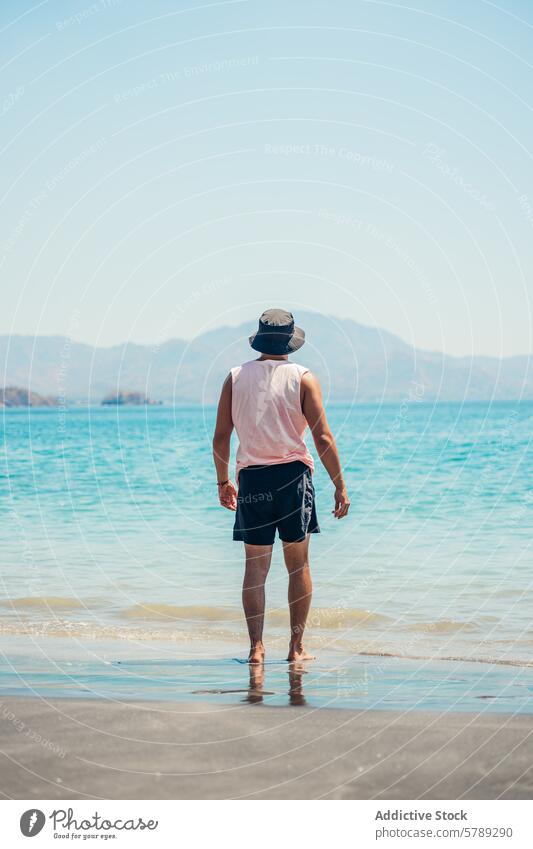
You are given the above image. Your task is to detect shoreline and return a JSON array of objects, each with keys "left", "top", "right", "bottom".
[
  {"left": 0, "top": 624, "right": 531, "bottom": 669},
  {"left": 1, "top": 695, "right": 532, "bottom": 799},
  {"left": 1, "top": 635, "right": 532, "bottom": 714}
]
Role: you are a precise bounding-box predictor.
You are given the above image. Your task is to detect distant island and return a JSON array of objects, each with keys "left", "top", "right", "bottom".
[
  {"left": 0, "top": 386, "right": 163, "bottom": 407},
  {"left": 101, "top": 391, "right": 161, "bottom": 406},
  {"left": 0, "top": 386, "right": 59, "bottom": 407}
]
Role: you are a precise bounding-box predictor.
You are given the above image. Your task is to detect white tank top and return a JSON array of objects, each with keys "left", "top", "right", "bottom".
[{"left": 230, "top": 360, "right": 315, "bottom": 481}]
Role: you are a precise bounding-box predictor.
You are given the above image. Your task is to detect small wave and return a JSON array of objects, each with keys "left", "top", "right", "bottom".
[
  {"left": 122, "top": 604, "right": 239, "bottom": 622},
  {"left": 357, "top": 650, "right": 533, "bottom": 668},
  {"left": 406, "top": 620, "right": 478, "bottom": 634},
  {"left": 0, "top": 596, "right": 84, "bottom": 611},
  {"left": 0, "top": 619, "right": 244, "bottom": 642},
  {"left": 121, "top": 605, "right": 390, "bottom": 627},
  {"left": 270, "top": 607, "right": 391, "bottom": 628}
]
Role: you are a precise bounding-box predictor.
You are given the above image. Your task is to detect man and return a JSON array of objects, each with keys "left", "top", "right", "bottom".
[{"left": 212, "top": 309, "right": 350, "bottom": 664}]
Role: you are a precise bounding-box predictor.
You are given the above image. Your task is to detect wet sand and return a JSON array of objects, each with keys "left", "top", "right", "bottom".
[{"left": 0, "top": 696, "right": 531, "bottom": 799}]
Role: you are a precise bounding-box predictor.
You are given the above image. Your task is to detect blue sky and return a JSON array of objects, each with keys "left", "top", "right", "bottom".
[{"left": 1, "top": 0, "right": 532, "bottom": 356}]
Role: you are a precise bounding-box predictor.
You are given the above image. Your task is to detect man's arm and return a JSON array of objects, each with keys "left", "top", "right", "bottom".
[
  {"left": 301, "top": 371, "right": 350, "bottom": 519},
  {"left": 212, "top": 373, "right": 237, "bottom": 511}
]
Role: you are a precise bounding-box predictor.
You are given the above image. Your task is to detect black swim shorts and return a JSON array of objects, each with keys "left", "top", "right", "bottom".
[{"left": 233, "top": 460, "right": 320, "bottom": 545}]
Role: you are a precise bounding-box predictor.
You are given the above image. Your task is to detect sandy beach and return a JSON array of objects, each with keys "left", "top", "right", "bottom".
[{"left": 1, "top": 696, "right": 531, "bottom": 800}]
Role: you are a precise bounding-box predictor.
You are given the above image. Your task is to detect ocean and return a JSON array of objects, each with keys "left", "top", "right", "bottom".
[{"left": 0, "top": 401, "right": 531, "bottom": 711}]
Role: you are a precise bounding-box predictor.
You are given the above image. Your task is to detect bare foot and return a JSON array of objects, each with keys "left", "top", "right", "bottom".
[
  {"left": 248, "top": 643, "right": 265, "bottom": 664},
  {"left": 287, "top": 644, "right": 316, "bottom": 662}
]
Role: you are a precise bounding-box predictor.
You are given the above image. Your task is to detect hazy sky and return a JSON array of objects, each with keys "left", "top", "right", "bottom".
[{"left": 1, "top": 0, "right": 532, "bottom": 356}]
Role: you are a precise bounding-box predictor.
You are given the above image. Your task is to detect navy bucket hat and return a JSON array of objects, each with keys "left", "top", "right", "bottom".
[{"left": 249, "top": 308, "right": 306, "bottom": 354}]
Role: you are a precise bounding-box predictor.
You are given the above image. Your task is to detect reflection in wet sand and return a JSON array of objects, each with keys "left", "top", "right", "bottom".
[
  {"left": 288, "top": 662, "right": 307, "bottom": 706},
  {"left": 243, "top": 664, "right": 272, "bottom": 703},
  {"left": 241, "top": 662, "right": 308, "bottom": 705}
]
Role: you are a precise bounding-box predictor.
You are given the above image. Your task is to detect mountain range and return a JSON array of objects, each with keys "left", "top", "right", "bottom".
[{"left": 1, "top": 313, "right": 531, "bottom": 404}]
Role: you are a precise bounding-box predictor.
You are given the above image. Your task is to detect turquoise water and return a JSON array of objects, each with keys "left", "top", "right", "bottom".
[{"left": 0, "top": 402, "right": 532, "bottom": 709}]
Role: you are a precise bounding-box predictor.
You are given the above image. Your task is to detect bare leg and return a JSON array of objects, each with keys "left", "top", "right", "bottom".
[
  {"left": 282, "top": 536, "right": 315, "bottom": 661},
  {"left": 242, "top": 543, "right": 273, "bottom": 663}
]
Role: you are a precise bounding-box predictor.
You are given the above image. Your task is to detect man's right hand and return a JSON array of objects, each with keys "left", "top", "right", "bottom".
[
  {"left": 333, "top": 485, "right": 350, "bottom": 519},
  {"left": 218, "top": 480, "right": 238, "bottom": 511}
]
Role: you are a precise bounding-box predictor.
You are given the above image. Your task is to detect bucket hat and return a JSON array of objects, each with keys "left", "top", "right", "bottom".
[{"left": 249, "top": 308, "right": 305, "bottom": 354}]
